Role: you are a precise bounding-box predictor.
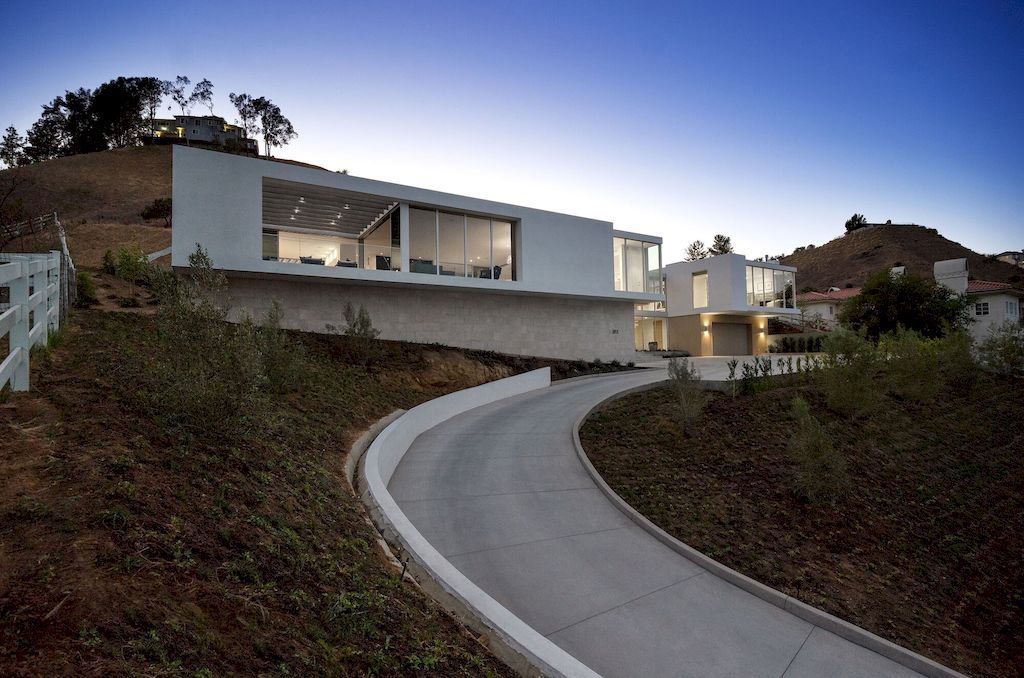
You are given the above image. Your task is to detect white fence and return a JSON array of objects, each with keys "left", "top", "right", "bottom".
[{"left": 0, "top": 251, "right": 62, "bottom": 392}]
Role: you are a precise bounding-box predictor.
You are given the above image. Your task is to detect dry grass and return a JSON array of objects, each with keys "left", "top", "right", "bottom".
[{"left": 781, "top": 224, "right": 1023, "bottom": 291}]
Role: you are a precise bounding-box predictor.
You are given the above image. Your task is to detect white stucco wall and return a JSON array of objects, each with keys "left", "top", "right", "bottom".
[
  {"left": 969, "top": 293, "right": 1022, "bottom": 343},
  {"left": 171, "top": 146, "right": 660, "bottom": 304},
  {"left": 664, "top": 254, "right": 798, "bottom": 317}
]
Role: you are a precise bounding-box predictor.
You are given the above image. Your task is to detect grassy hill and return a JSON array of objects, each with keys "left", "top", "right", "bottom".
[
  {"left": 1, "top": 146, "right": 173, "bottom": 267},
  {"left": 780, "top": 224, "right": 1023, "bottom": 292}
]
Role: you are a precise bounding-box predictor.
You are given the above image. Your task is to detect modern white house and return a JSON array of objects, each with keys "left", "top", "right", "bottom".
[
  {"left": 661, "top": 254, "right": 798, "bottom": 355},
  {"left": 171, "top": 146, "right": 663, "bottom": 361}
]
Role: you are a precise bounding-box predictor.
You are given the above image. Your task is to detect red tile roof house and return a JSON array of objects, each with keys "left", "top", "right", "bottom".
[
  {"left": 795, "top": 286, "right": 861, "bottom": 329},
  {"left": 795, "top": 259, "right": 1023, "bottom": 342}
]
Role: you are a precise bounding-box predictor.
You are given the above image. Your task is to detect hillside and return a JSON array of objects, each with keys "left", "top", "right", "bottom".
[
  {"left": 1, "top": 146, "right": 173, "bottom": 267},
  {"left": 780, "top": 224, "right": 1023, "bottom": 292}
]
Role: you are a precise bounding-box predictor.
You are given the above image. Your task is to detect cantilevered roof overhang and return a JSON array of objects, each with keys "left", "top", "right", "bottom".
[{"left": 262, "top": 177, "right": 398, "bottom": 236}]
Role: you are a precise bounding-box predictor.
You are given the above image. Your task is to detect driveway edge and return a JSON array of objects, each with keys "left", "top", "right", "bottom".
[
  {"left": 572, "top": 380, "right": 967, "bottom": 678},
  {"left": 354, "top": 368, "right": 599, "bottom": 678}
]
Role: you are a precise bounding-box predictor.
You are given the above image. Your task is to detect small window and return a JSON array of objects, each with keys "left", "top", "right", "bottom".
[
  {"left": 828, "top": 306, "right": 833, "bottom": 316},
  {"left": 692, "top": 272, "right": 708, "bottom": 308},
  {"left": 975, "top": 302, "right": 989, "bottom": 316},
  {"left": 1008, "top": 301, "right": 1020, "bottom": 318}
]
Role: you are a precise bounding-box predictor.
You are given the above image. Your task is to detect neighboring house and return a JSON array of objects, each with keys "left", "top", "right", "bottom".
[
  {"left": 994, "top": 250, "right": 1024, "bottom": 268},
  {"left": 796, "top": 287, "right": 861, "bottom": 329},
  {"left": 660, "top": 254, "right": 798, "bottom": 356},
  {"left": 150, "top": 115, "right": 258, "bottom": 153},
  {"left": 171, "top": 146, "right": 663, "bottom": 361},
  {"left": 934, "top": 259, "right": 1022, "bottom": 343}
]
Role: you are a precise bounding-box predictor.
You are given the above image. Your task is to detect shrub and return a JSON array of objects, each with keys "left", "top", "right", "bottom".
[
  {"left": 667, "top": 358, "right": 710, "bottom": 436},
  {"left": 75, "top": 271, "right": 98, "bottom": 306},
  {"left": 101, "top": 249, "right": 117, "bottom": 275},
  {"left": 878, "top": 328, "right": 942, "bottom": 402},
  {"left": 115, "top": 246, "right": 148, "bottom": 296},
  {"left": 819, "top": 330, "right": 878, "bottom": 415},
  {"left": 935, "top": 330, "right": 977, "bottom": 388},
  {"left": 140, "top": 197, "right": 172, "bottom": 226},
  {"left": 978, "top": 321, "right": 1024, "bottom": 376},
  {"left": 260, "top": 301, "right": 306, "bottom": 394},
  {"left": 725, "top": 357, "right": 739, "bottom": 397},
  {"left": 788, "top": 396, "right": 847, "bottom": 504}
]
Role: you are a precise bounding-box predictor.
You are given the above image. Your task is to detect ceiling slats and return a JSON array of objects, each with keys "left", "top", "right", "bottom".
[{"left": 262, "top": 177, "right": 397, "bottom": 237}]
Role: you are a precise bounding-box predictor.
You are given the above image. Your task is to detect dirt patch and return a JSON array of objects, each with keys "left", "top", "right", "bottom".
[{"left": 580, "top": 379, "right": 1024, "bottom": 678}]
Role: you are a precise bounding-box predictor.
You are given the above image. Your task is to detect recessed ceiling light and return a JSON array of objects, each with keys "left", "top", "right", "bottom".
[{"left": 343, "top": 204, "right": 350, "bottom": 210}]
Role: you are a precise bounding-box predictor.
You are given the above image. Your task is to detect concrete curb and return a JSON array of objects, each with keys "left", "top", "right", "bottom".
[
  {"left": 572, "top": 381, "right": 967, "bottom": 678},
  {"left": 355, "top": 368, "right": 599, "bottom": 678}
]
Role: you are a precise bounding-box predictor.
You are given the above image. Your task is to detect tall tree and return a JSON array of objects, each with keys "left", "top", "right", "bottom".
[
  {"left": 136, "top": 76, "right": 165, "bottom": 131},
  {"left": 685, "top": 240, "right": 708, "bottom": 260},
  {"left": 1, "top": 127, "right": 25, "bottom": 168},
  {"left": 838, "top": 269, "right": 971, "bottom": 340},
  {"left": 228, "top": 92, "right": 258, "bottom": 139},
  {"left": 61, "top": 88, "right": 105, "bottom": 155},
  {"left": 190, "top": 78, "right": 214, "bottom": 116},
  {"left": 845, "top": 213, "right": 867, "bottom": 232},
  {"left": 252, "top": 97, "right": 296, "bottom": 157},
  {"left": 25, "top": 97, "right": 69, "bottom": 162},
  {"left": 92, "top": 77, "right": 149, "bottom": 148},
  {"left": 165, "top": 75, "right": 192, "bottom": 116},
  {"left": 708, "top": 234, "right": 733, "bottom": 256}
]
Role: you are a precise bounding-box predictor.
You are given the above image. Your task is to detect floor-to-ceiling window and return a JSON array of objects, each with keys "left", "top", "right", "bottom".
[
  {"left": 613, "top": 237, "right": 662, "bottom": 293},
  {"left": 362, "top": 211, "right": 401, "bottom": 271},
  {"left": 745, "top": 264, "right": 796, "bottom": 308},
  {"left": 409, "top": 207, "right": 516, "bottom": 280}
]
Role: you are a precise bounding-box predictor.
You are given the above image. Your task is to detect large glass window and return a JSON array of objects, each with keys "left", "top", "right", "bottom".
[
  {"left": 438, "top": 212, "right": 465, "bottom": 276},
  {"left": 409, "top": 207, "right": 515, "bottom": 280},
  {"left": 264, "top": 230, "right": 358, "bottom": 266},
  {"left": 362, "top": 212, "right": 401, "bottom": 271},
  {"left": 409, "top": 208, "right": 438, "bottom": 274},
  {"left": 613, "top": 237, "right": 662, "bottom": 293},
  {"left": 745, "top": 265, "right": 796, "bottom": 308},
  {"left": 692, "top": 271, "right": 708, "bottom": 308}
]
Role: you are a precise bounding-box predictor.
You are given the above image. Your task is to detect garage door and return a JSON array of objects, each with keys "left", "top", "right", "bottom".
[{"left": 711, "top": 322, "right": 751, "bottom": 356}]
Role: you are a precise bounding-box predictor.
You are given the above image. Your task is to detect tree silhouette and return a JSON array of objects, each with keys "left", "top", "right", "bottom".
[
  {"left": 708, "top": 234, "right": 733, "bottom": 256},
  {"left": 685, "top": 240, "right": 708, "bottom": 260},
  {"left": 252, "top": 97, "right": 296, "bottom": 157},
  {"left": 229, "top": 93, "right": 259, "bottom": 139},
  {"left": 190, "top": 79, "right": 214, "bottom": 116},
  {"left": 1, "top": 127, "right": 25, "bottom": 168},
  {"left": 845, "top": 213, "right": 867, "bottom": 232}
]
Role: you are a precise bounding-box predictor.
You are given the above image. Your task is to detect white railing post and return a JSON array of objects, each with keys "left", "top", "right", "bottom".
[
  {"left": 48, "top": 250, "right": 60, "bottom": 333},
  {"left": 9, "top": 261, "right": 30, "bottom": 391}
]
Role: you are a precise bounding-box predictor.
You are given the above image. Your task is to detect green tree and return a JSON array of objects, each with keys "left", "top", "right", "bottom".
[
  {"left": 91, "top": 77, "right": 149, "bottom": 148},
  {"left": 708, "top": 234, "right": 733, "bottom": 256},
  {"left": 838, "top": 269, "right": 971, "bottom": 340},
  {"left": 190, "top": 78, "right": 214, "bottom": 115},
  {"left": 136, "top": 77, "right": 165, "bottom": 132},
  {"left": 252, "top": 97, "right": 296, "bottom": 157},
  {"left": 1, "top": 126, "right": 24, "bottom": 168},
  {"left": 844, "top": 213, "right": 867, "bottom": 232},
  {"left": 685, "top": 239, "right": 707, "bottom": 260},
  {"left": 229, "top": 92, "right": 259, "bottom": 139}
]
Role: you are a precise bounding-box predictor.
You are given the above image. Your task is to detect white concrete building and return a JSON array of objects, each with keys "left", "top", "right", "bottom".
[
  {"left": 171, "top": 146, "right": 663, "bottom": 361},
  {"left": 660, "top": 254, "right": 798, "bottom": 356},
  {"left": 796, "top": 287, "right": 861, "bottom": 329}
]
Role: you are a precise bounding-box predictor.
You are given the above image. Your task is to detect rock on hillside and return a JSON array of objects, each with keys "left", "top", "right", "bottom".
[{"left": 781, "top": 224, "right": 1022, "bottom": 292}]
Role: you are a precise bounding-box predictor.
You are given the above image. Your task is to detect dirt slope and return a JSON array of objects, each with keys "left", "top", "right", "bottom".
[{"left": 780, "top": 225, "right": 1022, "bottom": 291}]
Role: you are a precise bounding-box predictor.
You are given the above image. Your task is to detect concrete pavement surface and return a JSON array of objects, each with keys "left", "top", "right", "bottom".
[{"left": 388, "top": 369, "right": 929, "bottom": 677}]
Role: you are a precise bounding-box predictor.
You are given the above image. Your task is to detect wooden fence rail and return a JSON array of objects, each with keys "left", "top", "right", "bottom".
[{"left": 0, "top": 251, "right": 61, "bottom": 392}]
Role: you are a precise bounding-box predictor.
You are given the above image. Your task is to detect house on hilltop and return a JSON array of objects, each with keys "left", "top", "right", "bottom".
[{"left": 147, "top": 115, "right": 258, "bottom": 154}]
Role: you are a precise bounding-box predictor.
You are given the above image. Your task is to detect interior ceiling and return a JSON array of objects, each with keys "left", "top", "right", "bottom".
[{"left": 262, "top": 177, "right": 397, "bottom": 237}]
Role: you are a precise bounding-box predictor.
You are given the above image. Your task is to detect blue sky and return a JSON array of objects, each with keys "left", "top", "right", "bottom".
[{"left": 2, "top": 0, "right": 1022, "bottom": 262}]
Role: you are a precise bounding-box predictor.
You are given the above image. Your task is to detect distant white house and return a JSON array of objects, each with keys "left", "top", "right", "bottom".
[
  {"left": 658, "top": 253, "right": 798, "bottom": 356},
  {"left": 150, "top": 115, "right": 258, "bottom": 153},
  {"left": 934, "top": 259, "right": 1021, "bottom": 343},
  {"left": 796, "top": 287, "right": 861, "bottom": 329}
]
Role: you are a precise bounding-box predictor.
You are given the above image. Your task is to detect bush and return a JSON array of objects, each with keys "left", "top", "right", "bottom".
[
  {"left": 140, "top": 197, "right": 171, "bottom": 226},
  {"left": 878, "top": 328, "right": 943, "bottom": 402},
  {"left": 668, "top": 358, "right": 709, "bottom": 435},
  {"left": 935, "top": 330, "right": 977, "bottom": 389},
  {"left": 101, "top": 249, "right": 116, "bottom": 275},
  {"left": 76, "top": 271, "right": 98, "bottom": 306},
  {"left": 788, "top": 396, "right": 847, "bottom": 504},
  {"left": 819, "top": 330, "right": 878, "bottom": 416},
  {"left": 115, "top": 246, "right": 147, "bottom": 296},
  {"left": 978, "top": 321, "right": 1024, "bottom": 376}
]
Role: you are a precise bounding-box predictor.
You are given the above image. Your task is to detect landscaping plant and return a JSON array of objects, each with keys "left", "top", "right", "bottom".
[
  {"left": 819, "top": 329, "right": 878, "bottom": 415},
  {"left": 667, "top": 357, "right": 709, "bottom": 435},
  {"left": 787, "top": 396, "right": 847, "bottom": 504},
  {"left": 978, "top": 321, "right": 1024, "bottom": 377}
]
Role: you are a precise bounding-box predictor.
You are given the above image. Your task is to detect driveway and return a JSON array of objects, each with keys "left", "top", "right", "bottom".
[{"left": 387, "top": 369, "right": 929, "bottom": 677}]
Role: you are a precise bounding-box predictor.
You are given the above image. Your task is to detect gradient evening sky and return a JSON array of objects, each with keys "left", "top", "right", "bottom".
[{"left": 2, "top": 0, "right": 1022, "bottom": 262}]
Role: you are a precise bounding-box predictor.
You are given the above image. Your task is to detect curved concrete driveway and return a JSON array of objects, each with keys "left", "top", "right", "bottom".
[{"left": 388, "top": 370, "right": 928, "bottom": 678}]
